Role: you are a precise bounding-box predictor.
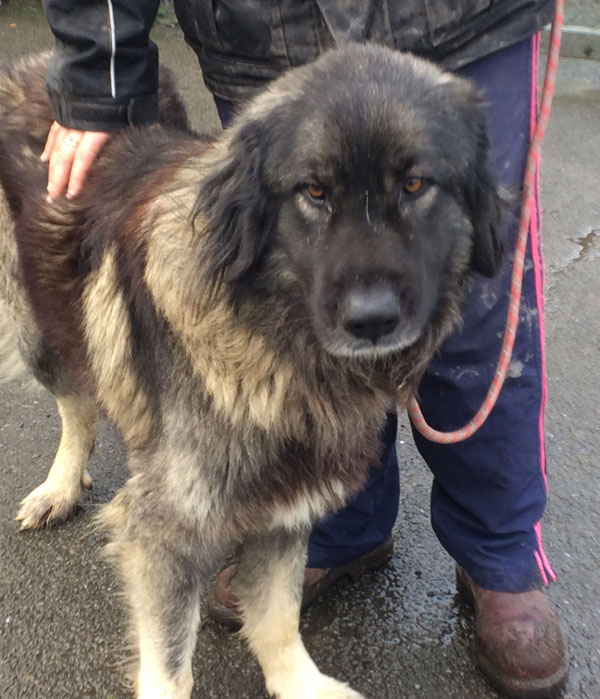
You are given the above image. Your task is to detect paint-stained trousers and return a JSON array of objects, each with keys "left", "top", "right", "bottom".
[{"left": 215, "top": 35, "right": 554, "bottom": 593}]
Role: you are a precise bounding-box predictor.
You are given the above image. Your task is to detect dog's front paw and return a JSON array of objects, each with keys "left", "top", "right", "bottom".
[
  {"left": 316, "top": 676, "right": 365, "bottom": 699},
  {"left": 15, "top": 479, "right": 86, "bottom": 529},
  {"left": 268, "top": 673, "right": 365, "bottom": 699}
]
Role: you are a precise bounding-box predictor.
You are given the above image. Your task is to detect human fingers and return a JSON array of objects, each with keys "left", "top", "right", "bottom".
[
  {"left": 65, "top": 130, "right": 112, "bottom": 199},
  {"left": 45, "top": 126, "right": 111, "bottom": 201},
  {"left": 46, "top": 126, "right": 85, "bottom": 201},
  {"left": 40, "top": 121, "right": 61, "bottom": 164}
]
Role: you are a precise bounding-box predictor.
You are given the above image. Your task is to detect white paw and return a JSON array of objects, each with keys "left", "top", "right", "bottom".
[
  {"left": 268, "top": 673, "right": 365, "bottom": 699},
  {"left": 136, "top": 665, "right": 193, "bottom": 699},
  {"left": 316, "top": 676, "right": 365, "bottom": 699},
  {"left": 15, "top": 479, "right": 86, "bottom": 530}
]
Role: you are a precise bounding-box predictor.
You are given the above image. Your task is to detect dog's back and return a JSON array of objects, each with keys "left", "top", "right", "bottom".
[
  {"left": 0, "top": 54, "right": 214, "bottom": 530},
  {"left": 0, "top": 53, "right": 193, "bottom": 382},
  {"left": 0, "top": 52, "right": 190, "bottom": 204},
  {"left": 0, "top": 52, "right": 191, "bottom": 225}
]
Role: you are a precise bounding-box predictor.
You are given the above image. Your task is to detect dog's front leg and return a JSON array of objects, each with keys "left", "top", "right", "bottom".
[
  {"left": 124, "top": 540, "right": 200, "bottom": 699},
  {"left": 234, "top": 528, "right": 365, "bottom": 699},
  {"left": 102, "top": 493, "right": 202, "bottom": 699}
]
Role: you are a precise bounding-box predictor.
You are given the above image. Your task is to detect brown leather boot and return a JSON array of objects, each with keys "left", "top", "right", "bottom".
[
  {"left": 207, "top": 537, "right": 394, "bottom": 630},
  {"left": 456, "top": 566, "right": 568, "bottom": 698}
]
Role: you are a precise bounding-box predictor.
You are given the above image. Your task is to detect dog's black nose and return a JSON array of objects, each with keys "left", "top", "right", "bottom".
[{"left": 341, "top": 286, "right": 401, "bottom": 343}]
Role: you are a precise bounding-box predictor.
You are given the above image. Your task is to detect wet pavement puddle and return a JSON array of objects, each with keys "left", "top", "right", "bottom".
[{"left": 567, "top": 226, "right": 600, "bottom": 263}]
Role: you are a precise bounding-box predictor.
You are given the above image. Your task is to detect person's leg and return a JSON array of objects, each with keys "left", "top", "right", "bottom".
[
  {"left": 414, "top": 36, "right": 553, "bottom": 592},
  {"left": 307, "top": 413, "right": 399, "bottom": 568},
  {"left": 411, "top": 36, "right": 566, "bottom": 697}
]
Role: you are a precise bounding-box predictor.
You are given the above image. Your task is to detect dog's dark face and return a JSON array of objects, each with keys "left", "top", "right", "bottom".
[{"left": 198, "top": 45, "right": 505, "bottom": 358}]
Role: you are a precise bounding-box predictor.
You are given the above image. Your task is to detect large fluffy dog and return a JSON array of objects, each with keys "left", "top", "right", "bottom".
[{"left": 0, "top": 45, "right": 504, "bottom": 698}]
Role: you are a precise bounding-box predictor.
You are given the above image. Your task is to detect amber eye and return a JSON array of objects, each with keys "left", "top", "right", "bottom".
[
  {"left": 305, "top": 183, "right": 326, "bottom": 203},
  {"left": 403, "top": 177, "right": 424, "bottom": 194}
]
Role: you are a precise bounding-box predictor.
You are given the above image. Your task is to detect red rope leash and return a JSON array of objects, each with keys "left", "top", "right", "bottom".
[{"left": 407, "top": 0, "right": 565, "bottom": 444}]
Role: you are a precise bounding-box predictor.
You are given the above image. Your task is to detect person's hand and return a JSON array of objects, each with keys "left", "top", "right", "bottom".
[{"left": 41, "top": 122, "right": 112, "bottom": 201}]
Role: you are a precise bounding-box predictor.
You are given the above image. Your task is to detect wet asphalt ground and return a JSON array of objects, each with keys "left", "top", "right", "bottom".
[{"left": 1, "top": 3, "right": 599, "bottom": 698}]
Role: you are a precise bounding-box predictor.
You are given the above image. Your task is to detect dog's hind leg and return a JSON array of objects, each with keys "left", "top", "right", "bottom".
[
  {"left": 15, "top": 392, "right": 98, "bottom": 529},
  {"left": 234, "top": 528, "right": 365, "bottom": 699}
]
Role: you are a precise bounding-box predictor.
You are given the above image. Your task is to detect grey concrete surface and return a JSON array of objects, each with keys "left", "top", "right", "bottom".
[
  {"left": 564, "top": 0, "right": 600, "bottom": 30},
  {"left": 1, "top": 3, "right": 599, "bottom": 698}
]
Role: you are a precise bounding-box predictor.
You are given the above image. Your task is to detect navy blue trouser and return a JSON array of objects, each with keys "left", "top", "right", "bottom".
[{"left": 214, "top": 35, "right": 554, "bottom": 593}]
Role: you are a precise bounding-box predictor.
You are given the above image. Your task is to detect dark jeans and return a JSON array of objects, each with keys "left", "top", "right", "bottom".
[{"left": 214, "top": 35, "right": 554, "bottom": 592}]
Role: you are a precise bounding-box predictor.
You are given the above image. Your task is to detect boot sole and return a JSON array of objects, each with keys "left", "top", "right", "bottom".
[{"left": 476, "top": 647, "right": 568, "bottom": 699}]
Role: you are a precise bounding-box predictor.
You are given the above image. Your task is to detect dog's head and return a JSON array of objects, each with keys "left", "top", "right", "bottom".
[{"left": 196, "top": 44, "right": 506, "bottom": 358}]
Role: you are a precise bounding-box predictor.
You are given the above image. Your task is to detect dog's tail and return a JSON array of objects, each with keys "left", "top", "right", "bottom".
[
  {"left": 0, "top": 52, "right": 54, "bottom": 135},
  {"left": 0, "top": 53, "right": 53, "bottom": 217},
  {"left": 0, "top": 181, "right": 41, "bottom": 386},
  {"left": 0, "top": 301, "right": 35, "bottom": 385},
  {"left": 0, "top": 55, "right": 53, "bottom": 385}
]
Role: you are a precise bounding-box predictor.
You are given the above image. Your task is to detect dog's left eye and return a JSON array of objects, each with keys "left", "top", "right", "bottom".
[{"left": 403, "top": 177, "right": 425, "bottom": 194}]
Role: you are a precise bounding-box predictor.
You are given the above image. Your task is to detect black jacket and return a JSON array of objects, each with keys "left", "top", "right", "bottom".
[{"left": 43, "top": 0, "right": 554, "bottom": 131}]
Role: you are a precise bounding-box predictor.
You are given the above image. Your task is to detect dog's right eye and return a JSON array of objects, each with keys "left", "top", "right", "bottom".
[
  {"left": 404, "top": 177, "right": 424, "bottom": 194},
  {"left": 304, "top": 184, "right": 326, "bottom": 205}
]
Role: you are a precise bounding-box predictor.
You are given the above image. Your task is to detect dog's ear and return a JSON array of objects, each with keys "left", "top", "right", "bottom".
[
  {"left": 464, "top": 115, "right": 508, "bottom": 278},
  {"left": 193, "top": 117, "right": 275, "bottom": 287}
]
